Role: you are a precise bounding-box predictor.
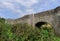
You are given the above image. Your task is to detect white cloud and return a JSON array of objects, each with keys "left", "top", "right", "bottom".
[
  {"left": 1, "top": 1, "right": 23, "bottom": 14},
  {"left": 52, "top": 0, "right": 56, "bottom": 1},
  {"left": 16, "top": 0, "right": 39, "bottom": 8},
  {"left": 25, "top": 8, "right": 36, "bottom": 14},
  {"left": 2, "top": 2, "right": 14, "bottom": 9},
  {"left": 0, "top": 0, "right": 39, "bottom": 16}
]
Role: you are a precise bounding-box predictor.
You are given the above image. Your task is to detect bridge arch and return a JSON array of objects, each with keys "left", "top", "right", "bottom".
[{"left": 35, "top": 21, "right": 53, "bottom": 28}]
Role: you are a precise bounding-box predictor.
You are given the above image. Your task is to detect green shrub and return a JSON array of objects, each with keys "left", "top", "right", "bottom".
[{"left": 0, "top": 21, "right": 60, "bottom": 41}]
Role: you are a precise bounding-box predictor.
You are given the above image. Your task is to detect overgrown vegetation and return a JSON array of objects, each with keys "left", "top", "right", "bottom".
[{"left": 0, "top": 18, "right": 60, "bottom": 41}]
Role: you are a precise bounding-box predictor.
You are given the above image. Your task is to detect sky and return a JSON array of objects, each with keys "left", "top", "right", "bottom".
[{"left": 0, "top": 0, "right": 60, "bottom": 19}]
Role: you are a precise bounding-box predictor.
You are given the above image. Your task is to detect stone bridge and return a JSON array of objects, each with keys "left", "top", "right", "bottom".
[{"left": 6, "top": 6, "right": 60, "bottom": 36}]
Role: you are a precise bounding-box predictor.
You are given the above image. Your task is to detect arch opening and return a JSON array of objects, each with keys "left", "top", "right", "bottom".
[{"left": 35, "top": 22, "right": 52, "bottom": 28}]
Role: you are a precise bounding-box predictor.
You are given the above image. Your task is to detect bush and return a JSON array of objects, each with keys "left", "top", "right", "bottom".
[{"left": 0, "top": 22, "right": 60, "bottom": 41}]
